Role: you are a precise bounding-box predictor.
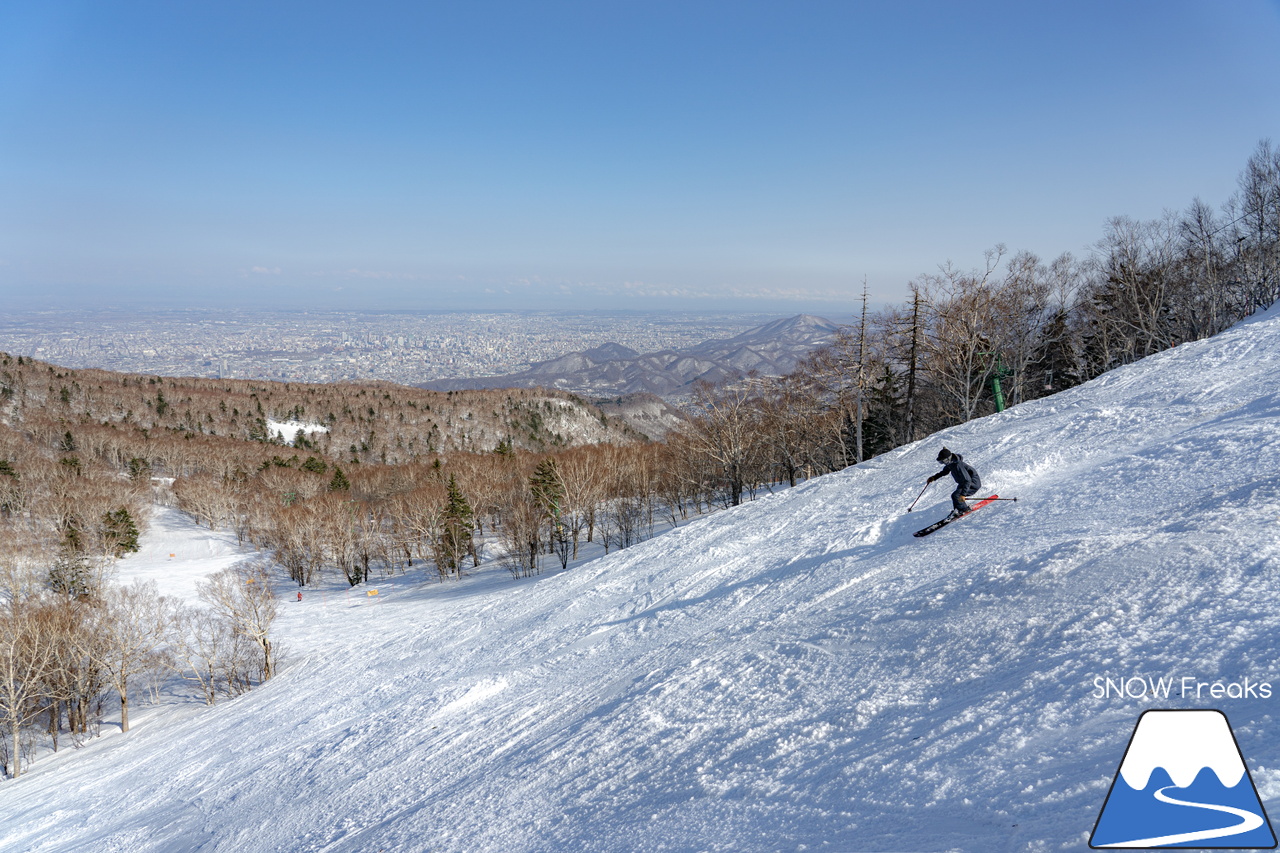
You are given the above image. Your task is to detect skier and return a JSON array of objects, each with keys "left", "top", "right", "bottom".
[{"left": 927, "top": 447, "right": 981, "bottom": 520}]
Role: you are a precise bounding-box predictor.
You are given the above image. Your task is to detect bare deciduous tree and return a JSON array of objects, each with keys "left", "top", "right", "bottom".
[
  {"left": 170, "top": 606, "right": 254, "bottom": 705},
  {"left": 0, "top": 602, "right": 61, "bottom": 777},
  {"left": 496, "top": 481, "right": 542, "bottom": 578},
  {"left": 98, "top": 580, "right": 176, "bottom": 732},
  {"left": 680, "top": 380, "right": 765, "bottom": 507},
  {"left": 198, "top": 564, "right": 280, "bottom": 682}
]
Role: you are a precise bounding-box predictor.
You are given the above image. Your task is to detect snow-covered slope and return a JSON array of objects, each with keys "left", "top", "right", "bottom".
[{"left": 4, "top": 309, "right": 1280, "bottom": 852}]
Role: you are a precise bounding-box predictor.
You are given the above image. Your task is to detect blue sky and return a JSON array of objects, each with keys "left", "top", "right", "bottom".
[{"left": 1, "top": 1, "right": 1277, "bottom": 315}]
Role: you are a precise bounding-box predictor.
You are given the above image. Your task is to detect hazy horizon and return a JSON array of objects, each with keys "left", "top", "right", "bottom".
[
  {"left": 3, "top": 1, "right": 1278, "bottom": 315},
  {"left": 0, "top": 305, "right": 834, "bottom": 390}
]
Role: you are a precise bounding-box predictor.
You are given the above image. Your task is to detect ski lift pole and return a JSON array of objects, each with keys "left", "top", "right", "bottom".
[{"left": 980, "top": 352, "right": 1015, "bottom": 413}]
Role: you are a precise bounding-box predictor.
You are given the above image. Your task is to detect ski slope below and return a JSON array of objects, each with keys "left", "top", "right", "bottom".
[{"left": 3, "top": 308, "right": 1280, "bottom": 852}]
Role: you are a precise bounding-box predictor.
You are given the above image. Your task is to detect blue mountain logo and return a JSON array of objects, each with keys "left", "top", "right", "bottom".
[{"left": 1091, "top": 710, "right": 1276, "bottom": 849}]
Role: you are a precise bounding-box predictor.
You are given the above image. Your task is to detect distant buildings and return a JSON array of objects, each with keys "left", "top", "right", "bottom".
[{"left": 0, "top": 309, "right": 774, "bottom": 387}]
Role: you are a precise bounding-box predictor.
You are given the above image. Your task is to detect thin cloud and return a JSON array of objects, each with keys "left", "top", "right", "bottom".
[
  {"left": 305, "top": 268, "right": 436, "bottom": 281},
  {"left": 236, "top": 265, "right": 284, "bottom": 278}
]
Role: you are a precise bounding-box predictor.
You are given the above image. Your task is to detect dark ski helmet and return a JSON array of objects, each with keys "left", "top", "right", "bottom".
[{"left": 936, "top": 447, "right": 953, "bottom": 463}]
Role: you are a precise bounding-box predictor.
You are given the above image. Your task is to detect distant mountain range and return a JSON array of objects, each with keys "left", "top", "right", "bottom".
[{"left": 419, "top": 314, "right": 842, "bottom": 403}]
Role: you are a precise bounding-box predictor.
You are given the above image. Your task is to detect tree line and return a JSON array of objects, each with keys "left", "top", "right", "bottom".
[{"left": 172, "top": 440, "right": 735, "bottom": 586}]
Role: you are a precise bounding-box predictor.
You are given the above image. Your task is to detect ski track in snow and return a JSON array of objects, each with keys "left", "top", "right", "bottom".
[{"left": 2, "top": 307, "right": 1280, "bottom": 851}]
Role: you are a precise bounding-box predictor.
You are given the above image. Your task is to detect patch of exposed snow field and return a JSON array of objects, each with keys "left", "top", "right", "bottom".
[{"left": 266, "top": 420, "right": 330, "bottom": 445}]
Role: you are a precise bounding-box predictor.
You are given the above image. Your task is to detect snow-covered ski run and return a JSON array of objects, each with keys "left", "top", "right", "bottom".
[{"left": 2, "top": 305, "right": 1280, "bottom": 852}]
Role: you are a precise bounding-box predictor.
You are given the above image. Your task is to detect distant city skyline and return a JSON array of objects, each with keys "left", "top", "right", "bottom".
[
  {"left": 2, "top": 1, "right": 1278, "bottom": 314},
  {"left": 0, "top": 306, "right": 788, "bottom": 386}
]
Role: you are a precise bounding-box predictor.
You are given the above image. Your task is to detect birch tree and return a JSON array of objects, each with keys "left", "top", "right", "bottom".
[
  {"left": 198, "top": 564, "right": 280, "bottom": 682},
  {"left": 98, "top": 580, "right": 175, "bottom": 732},
  {"left": 0, "top": 603, "right": 60, "bottom": 777}
]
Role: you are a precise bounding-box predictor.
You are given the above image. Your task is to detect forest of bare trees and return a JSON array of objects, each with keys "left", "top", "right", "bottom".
[
  {"left": 1, "top": 140, "right": 1277, "bottom": 779},
  {"left": 0, "top": 355, "right": 715, "bottom": 776},
  {"left": 0, "top": 566, "right": 279, "bottom": 778}
]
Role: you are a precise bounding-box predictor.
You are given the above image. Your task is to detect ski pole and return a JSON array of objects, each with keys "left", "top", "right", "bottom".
[{"left": 906, "top": 480, "right": 931, "bottom": 512}]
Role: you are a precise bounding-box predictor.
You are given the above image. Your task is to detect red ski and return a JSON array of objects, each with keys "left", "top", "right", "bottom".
[{"left": 913, "top": 494, "right": 1004, "bottom": 537}]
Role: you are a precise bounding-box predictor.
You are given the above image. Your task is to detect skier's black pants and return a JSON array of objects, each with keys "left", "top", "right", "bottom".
[{"left": 952, "top": 485, "right": 977, "bottom": 513}]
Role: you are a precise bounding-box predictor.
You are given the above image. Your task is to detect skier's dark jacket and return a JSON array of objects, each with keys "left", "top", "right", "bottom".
[{"left": 942, "top": 454, "right": 981, "bottom": 492}]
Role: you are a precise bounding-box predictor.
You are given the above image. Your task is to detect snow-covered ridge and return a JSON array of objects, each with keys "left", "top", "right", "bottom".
[{"left": 3, "top": 307, "right": 1280, "bottom": 851}]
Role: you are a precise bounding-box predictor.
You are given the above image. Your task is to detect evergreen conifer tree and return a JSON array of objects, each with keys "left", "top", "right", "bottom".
[
  {"left": 529, "top": 457, "right": 564, "bottom": 520},
  {"left": 438, "top": 474, "right": 474, "bottom": 574},
  {"left": 48, "top": 528, "right": 93, "bottom": 598},
  {"left": 102, "top": 507, "right": 141, "bottom": 558},
  {"left": 529, "top": 457, "right": 569, "bottom": 566}
]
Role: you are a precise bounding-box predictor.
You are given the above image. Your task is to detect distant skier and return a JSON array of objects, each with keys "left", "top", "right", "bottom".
[{"left": 927, "top": 447, "right": 981, "bottom": 519}]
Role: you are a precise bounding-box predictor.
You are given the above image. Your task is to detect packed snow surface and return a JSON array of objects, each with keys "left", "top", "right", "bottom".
[{"left": 4, "top": 308, "right": 1280, "bottom": 851}]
